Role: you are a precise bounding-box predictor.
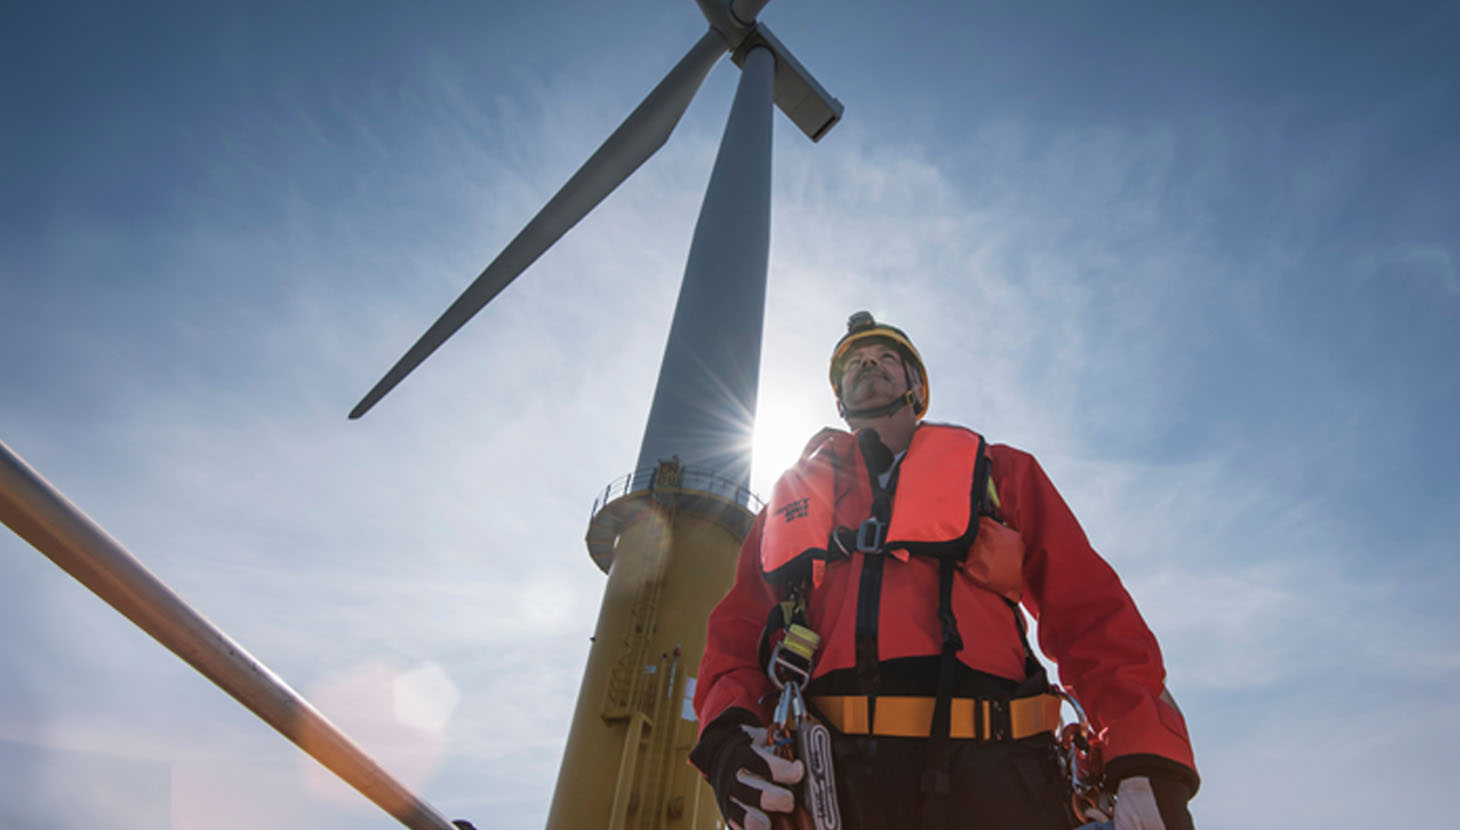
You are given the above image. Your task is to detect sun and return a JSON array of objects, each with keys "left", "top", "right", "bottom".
[{"left": 750, "top": 390, "right": 832, "bottom": 497}]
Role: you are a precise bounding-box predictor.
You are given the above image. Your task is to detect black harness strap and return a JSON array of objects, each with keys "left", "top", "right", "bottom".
[
  {"left": 919, "top": 436, "right": 990, "bottom": 830},
  {"left": 853, "top": 546, "right": 886, "bottom": 698},
  {"left": 852, "top": 430, "right": 897, "bottom": 707}
]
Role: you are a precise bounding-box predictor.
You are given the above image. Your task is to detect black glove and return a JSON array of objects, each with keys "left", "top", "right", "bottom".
[
  {"left": 1108, "top": 776, "right": 1194, "bottom": 829},
  {"left": 690, "top": 708, "right": 805, "bottom": 830},
  {"left": 1105, "top": 754, "right": 1198, "bottom": 830}
]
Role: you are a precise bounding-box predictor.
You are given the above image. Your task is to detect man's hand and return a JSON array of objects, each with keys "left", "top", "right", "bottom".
[
  {"left": 720, "top": 724, "right": 805, "bottom": 830},
  {"left": 1112, "top": 776, "right": 1195, "bottom": 830},
  {"left": 691, "top": 717, "right": 804, "bottom": 830}
]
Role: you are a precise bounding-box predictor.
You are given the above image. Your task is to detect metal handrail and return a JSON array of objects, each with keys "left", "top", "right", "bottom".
[
  {"left": 589, "top": 465, "right": 763, "bottom": 522},
  {"left": 0, "top": 438, "right": 464, "bottom": 830}
]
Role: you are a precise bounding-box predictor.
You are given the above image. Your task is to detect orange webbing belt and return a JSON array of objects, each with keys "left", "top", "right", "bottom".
[{"left": 811, "top": 694, "right": 1063, "bottom": 741}]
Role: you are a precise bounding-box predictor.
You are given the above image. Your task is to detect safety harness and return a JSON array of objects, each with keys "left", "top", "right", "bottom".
[{"left": 758, "top": 425, "right": 1062, "bottom": 830}]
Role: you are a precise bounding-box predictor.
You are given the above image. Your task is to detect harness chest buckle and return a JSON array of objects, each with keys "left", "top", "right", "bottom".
[{"left": 855, "top": 516, "right": 886, "bottom": 553}]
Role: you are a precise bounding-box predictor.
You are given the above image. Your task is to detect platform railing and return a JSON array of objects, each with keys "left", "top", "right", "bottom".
[{"left": 589, "top": 465, "right": 763, "bottom": 524}]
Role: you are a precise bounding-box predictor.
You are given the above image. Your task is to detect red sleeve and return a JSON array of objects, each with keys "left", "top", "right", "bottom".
[
  {"left": 995, "top": 445, "right": 1198, "bottom": 777},
  {"left": 692, "top": 510, "right": 778, "bottom": 734}
]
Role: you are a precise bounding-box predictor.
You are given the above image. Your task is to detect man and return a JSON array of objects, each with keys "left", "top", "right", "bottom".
[{"left": 691, "top": 312, "right": 1198, "bottom": 830}]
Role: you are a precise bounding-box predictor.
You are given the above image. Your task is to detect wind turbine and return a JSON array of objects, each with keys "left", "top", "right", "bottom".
[{"left": 350, "top": 1, "right": 840, "bottom": 827}]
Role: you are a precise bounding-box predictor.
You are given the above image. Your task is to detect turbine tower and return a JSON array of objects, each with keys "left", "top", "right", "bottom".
[{"left": 349, "top": 1, "right": 840, "bottom": 827}]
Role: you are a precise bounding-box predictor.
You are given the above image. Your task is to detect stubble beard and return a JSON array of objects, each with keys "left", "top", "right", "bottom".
[{"left": 847, "top": 371, "right": 893, "bottom": 406}]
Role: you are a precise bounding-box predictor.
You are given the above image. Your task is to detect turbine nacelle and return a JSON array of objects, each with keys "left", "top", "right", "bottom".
[
  {"left": 699, "top": 0, "right": 842, "bottom": 141},
  {"left": 733, "top": 23, "right": 842, "bottom": 141}
]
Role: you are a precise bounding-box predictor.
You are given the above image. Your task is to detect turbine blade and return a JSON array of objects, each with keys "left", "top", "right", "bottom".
[{"left": 350, "top": 30, "right": 729, "bottom": 419}]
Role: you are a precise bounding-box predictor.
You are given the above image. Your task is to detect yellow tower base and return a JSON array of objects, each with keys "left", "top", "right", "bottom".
[{"left": 546, "top": 459, "right": 760, "bottom": 830}]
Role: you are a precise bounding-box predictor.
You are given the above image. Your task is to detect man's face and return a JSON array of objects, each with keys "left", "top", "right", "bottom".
[{"left": 838, "top": 340, "right": 919, "bottom": 411}]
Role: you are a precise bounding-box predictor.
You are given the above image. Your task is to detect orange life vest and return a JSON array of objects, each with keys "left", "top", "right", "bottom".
[{"left": 760, "top": 423, "right": 1025, "bottom": 602}]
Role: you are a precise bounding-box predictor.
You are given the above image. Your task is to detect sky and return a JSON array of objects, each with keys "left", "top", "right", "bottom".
[{"left": 2, "top": 0, "right": 1457, "bottom": 827}]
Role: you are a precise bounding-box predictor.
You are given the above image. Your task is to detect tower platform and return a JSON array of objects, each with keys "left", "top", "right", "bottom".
[{"left": 586, "top": 460, "right": 762, "bottom": 573}]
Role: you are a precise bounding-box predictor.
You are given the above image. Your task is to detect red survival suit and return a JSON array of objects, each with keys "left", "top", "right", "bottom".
[{"left": 693, "top": 423, "right": 1198, "bottom": 791}]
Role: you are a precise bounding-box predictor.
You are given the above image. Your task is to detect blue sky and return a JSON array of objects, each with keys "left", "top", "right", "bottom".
[{"left": 2, "top": 1, "right": 1457, "bottom": 827}]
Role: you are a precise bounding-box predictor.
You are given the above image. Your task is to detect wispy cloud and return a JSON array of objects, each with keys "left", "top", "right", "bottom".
[{"left": 3, "top": 3, "right": 1457, "bottom": 829}]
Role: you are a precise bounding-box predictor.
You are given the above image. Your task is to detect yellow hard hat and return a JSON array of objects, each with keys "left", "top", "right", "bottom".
[{"left": 829, "top": 311, "right": 929, "bottom": 418}]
